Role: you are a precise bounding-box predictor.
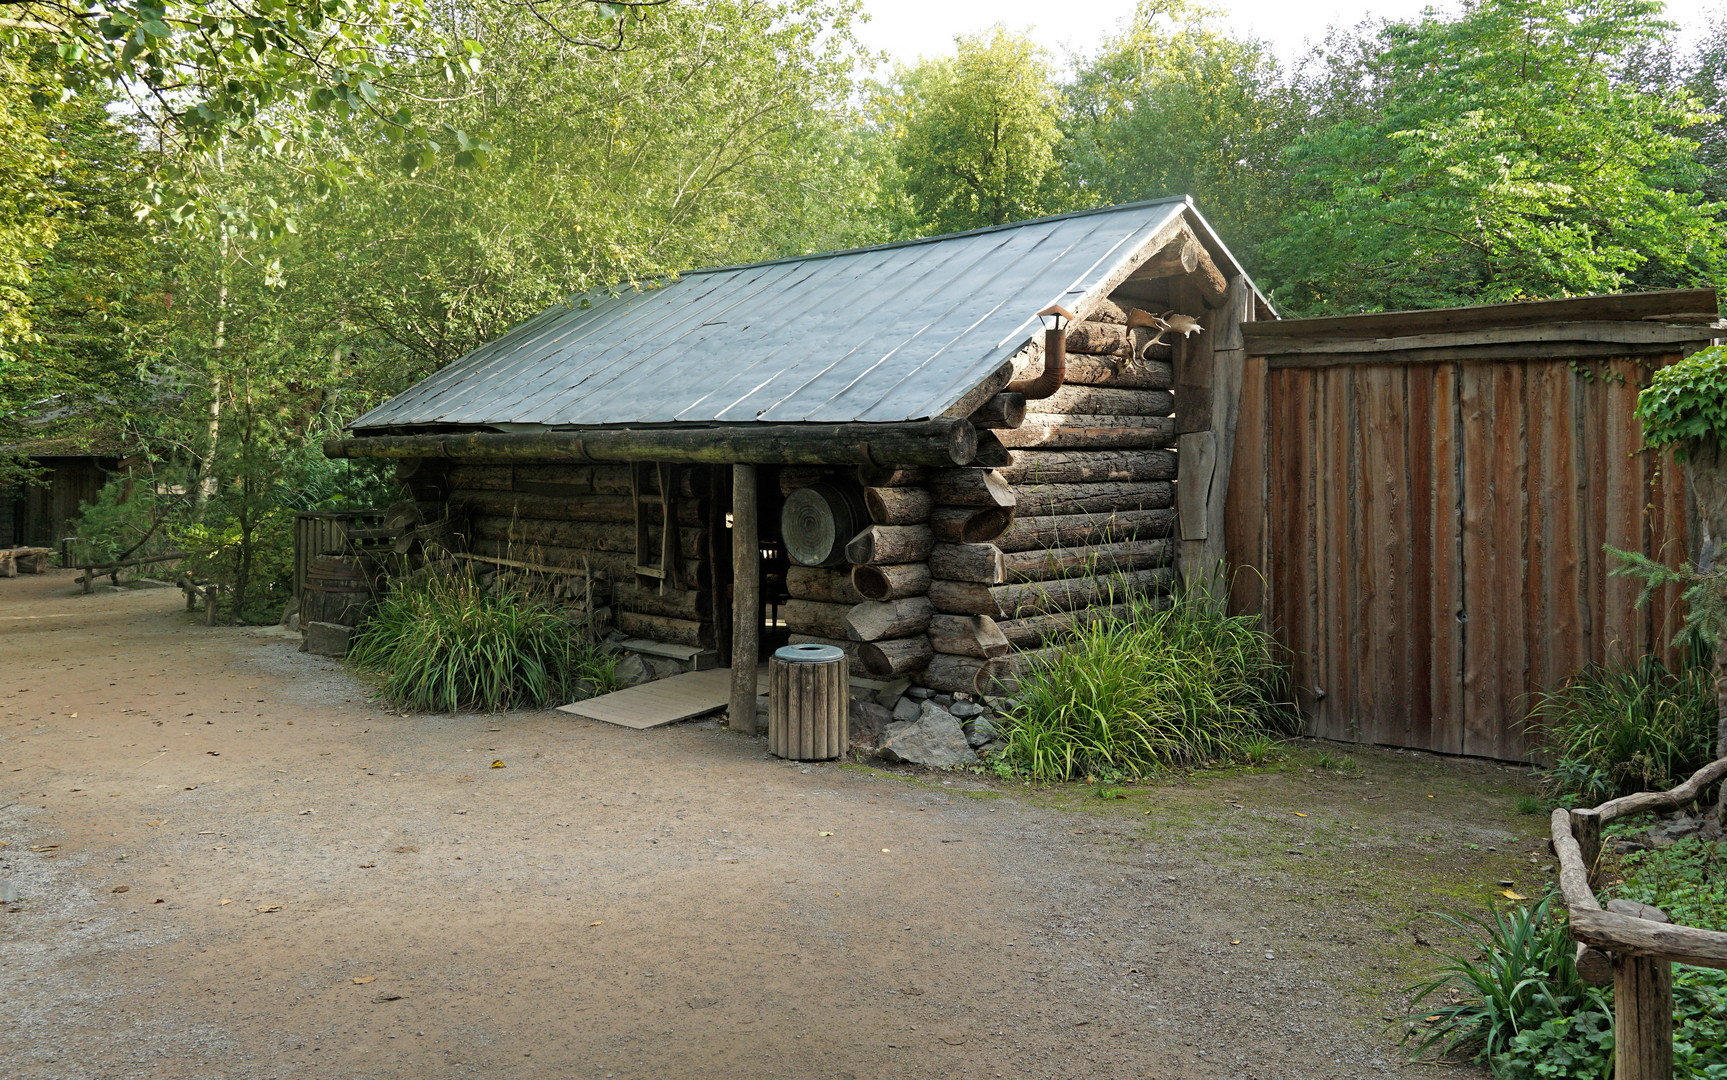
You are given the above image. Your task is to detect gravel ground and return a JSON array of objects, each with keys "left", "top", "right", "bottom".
[{"left": 0, "top": 570, "right": 1540, "bottom": 1079}]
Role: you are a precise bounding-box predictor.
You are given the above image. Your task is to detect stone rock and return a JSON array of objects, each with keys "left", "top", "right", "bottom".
[
  {"left": 906, "top": 686, "right": 935, "bottom": 700},
  {"left": 878, "top": 702, "right": 978, "bottom": 768},
  {"left": 0, "top": 879, "right": 17, "bottom": 904},
  {"left": 1644, "top": 814, "right": 1707, "bottom": 849},
  {"left": 303, "top": 621, "right": 353, "bottom": 658},
  {"left": 646, "top": 657, "right": 683, "bottom": 681},
  {"left": 605, "top": 630, "right": 629, "bottom": 644},
  {"left": 949, "top": 700, "right": 985, "bottom": 720},
  {"left": 850, "top": 699, "right": 891, "bottom": 746},
  {"left": 612, "top": 653, "right": 651, "bottom": 688},
  {"left": 964, "top": 715, "right": 999, "bottom": 748},
  {"left": 891, "top": 696, "right": 921, "bottom": 722},
  {"left": 284, "top": 612, "right": 300, "bottom": 633},
  {"left": 565, "top": 678, "right": 601, "bottom": 703},
  {"left": 875, "top": 678, "right": 911, "bottom": 709},
  {"left": 933, "top": 694, "right": 955, "bottom": 709}
]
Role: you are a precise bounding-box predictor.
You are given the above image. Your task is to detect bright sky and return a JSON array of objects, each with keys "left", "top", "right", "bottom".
[{"left": 851, "top": 0, "right": 1725, "bottom": 68}]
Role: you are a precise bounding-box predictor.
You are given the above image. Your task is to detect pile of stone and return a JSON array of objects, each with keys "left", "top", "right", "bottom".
[{"left": 845, "top": 683, "right": 1007, "bottom": 769}]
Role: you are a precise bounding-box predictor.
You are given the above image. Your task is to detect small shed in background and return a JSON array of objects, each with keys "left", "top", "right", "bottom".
[{"left": 1234, "top": 289, "right": 1724, "bottom": 761}]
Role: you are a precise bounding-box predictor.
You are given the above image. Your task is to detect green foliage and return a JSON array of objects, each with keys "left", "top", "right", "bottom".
[
  {"left": 347, "top": 564, "right": 615, "bottom": 713},
  {"left": 1264, "top": 0, "right": 1724, "bottom": 313},
  {"left": 1616, "top": 837, "right": 1727, "bottom": 933},
  {"left": 63, "top": 473, "right": 181, "bottom": 567},
  {"left": 872, "top": 26, "right": 1069, "bottom": 235},
  {"left": 1528, "top": 646, "right": 1719, "bottom": 800},
  {"left": 994, "top": 586, "right": 1293, "bottom": 781},
  {"left": 1062, "top": 0, "right": 1292, "bottom": 260},
  {"left": 1635, "top": 344, "right": 1727, "bottom": 457},
  {"left": 1404, "top": 897, "right": 1611, "bottom": 1072},
  {"left": 177, "top": 508, "right": 294, "bottom": 623},
  {"left": 1515, "top": 794, "right": 1546, "bottom": 816},
  {"left": 1239, "top": 734, "right": 1284, "bottom": 766}
]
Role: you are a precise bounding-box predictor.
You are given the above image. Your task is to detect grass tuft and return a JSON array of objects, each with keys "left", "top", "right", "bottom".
[
  {"left": 347, "top": 562, "right": 615, "bottom": 714},
  {"left": 994, "top": 584, "right": 1294, "bottom": 781},
  {"left": 1527, "top": 640, "right": 1717, "bottom": 802}
]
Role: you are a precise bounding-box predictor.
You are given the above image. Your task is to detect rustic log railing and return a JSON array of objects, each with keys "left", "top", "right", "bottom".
[{"left": 1550, "top": 757, "right": 1727, "bottom": 1080}]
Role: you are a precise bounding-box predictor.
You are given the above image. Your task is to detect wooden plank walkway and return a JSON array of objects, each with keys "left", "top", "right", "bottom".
[{"left": 557, "top": 668, "right": 768, "bottom": 730}]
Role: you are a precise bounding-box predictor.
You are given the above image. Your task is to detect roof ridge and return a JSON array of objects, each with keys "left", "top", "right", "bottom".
[{"left": 677, "top": 196, "right": 1193, "bottom": 279}]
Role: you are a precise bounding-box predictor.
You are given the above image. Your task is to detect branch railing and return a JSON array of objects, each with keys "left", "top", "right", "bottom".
[{"left": 1551, "top": 757, "right": 1727, "bottom": 1080}]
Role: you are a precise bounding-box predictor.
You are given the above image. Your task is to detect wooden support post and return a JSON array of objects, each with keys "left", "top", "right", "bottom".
[
  {"left": 204, "top": 587, "right": 220, "bottom": 626},
  {"left": 1614, "top": 952, "right": 1674, "bottom": 1080},
  {"left": 729, "top": 464, "right": 760, "bottom": 735},
  {"left": 1571, "top": 808, "right": 1603, "bottom": 883}
]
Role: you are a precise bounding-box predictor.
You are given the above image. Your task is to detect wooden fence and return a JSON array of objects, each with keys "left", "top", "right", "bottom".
[
  {"left": 1551, "top": 758, "right": 1727, "bottom": 1079},
  {"left": 1231, "top": 290, "right": 1722, "bottom": 761},
  {"left": 291, "top": 511, "right": 384, "bottom": 604}
]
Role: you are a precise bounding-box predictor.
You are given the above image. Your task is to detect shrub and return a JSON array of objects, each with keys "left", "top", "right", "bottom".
[
  {"left": 347, "top": 565, "right": 615, "bottom": 713},
  {"left": 994, "top": 585, "right": 1293, "bottom": 781},
  {"left": 177, "top": 508, "right": 295, "bottom": 625},
  {"left": 63, "top": 474, "right": 182, "bottom": 567},
  {"left": 1528, "top": 646, "right": 1717, "bottom": 802},
  {"left": 1410, "top": 888, "right": 1727, "bottom": 1077},
  {"left": 1405, "top": 897, "right": 1612, "bottom": 1075}
]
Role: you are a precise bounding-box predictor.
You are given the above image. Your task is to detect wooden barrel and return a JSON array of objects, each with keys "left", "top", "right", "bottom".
[
  {"left": 301, "top": 555, "right": 375, "bottom": 627},
  {"left": 781, "top": 481, "right": 867, "bottom": 567},
  {"left": 768, "top": 643, "right": 849, "bottom": 761}
]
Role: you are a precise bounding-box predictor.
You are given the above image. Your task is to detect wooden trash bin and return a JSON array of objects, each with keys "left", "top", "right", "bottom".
[{"left": 768, "top": 643, "right": 849, "bottom": 761}]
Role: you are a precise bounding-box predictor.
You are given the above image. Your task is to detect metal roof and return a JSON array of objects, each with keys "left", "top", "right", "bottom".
[{"left": 351, "top": 198, "right": 1247, "bottom": 431}]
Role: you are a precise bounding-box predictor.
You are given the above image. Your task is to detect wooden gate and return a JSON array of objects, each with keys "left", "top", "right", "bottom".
[{"left": 1231, "top": 291, "right": 1720, "bottom": 761}]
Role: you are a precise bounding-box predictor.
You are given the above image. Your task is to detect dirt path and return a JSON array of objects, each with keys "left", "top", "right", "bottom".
[{"left": 1, "top": 570, "right": 1541, "bottom": 1079}]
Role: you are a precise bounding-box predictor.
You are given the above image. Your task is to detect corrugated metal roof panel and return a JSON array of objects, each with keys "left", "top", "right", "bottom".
[{"left": 351, "top": 199, "right": 1215, "bottom": 431}]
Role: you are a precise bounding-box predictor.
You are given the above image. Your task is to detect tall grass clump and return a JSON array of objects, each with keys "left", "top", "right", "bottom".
[
  {"left": 995, "top": 584, "right": 1293, "bottom": 781},
  {"left": 1528, "top": 638, "right": 1717, "bottom": 803},
  {"left": 1405, "top": 897, "right": 1613, "bottom": 1077},
  {"left": 347, "top": 564, "right": 615, "bottom": 713}
]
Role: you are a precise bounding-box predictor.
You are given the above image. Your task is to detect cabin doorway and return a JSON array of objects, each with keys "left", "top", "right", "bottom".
[{"left": 712, "top": 464, "right": 788, "bottom": 671}]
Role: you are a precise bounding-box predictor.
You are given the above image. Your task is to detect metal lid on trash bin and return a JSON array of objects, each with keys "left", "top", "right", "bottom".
[{"left": 774, "top": 643, "right": 845, "bottom": 664}]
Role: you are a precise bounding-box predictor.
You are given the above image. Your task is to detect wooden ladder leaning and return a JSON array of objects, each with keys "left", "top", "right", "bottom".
[{"left": 631, "top": 461, "right": 683, "bottom": 595}]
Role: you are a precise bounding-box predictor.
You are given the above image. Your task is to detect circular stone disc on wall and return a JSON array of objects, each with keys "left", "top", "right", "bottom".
[
  {"left": 781, "top": 482, "right": 865, "bottom": 567},
  {"left": 782, "top": 485, "right": 839, "bottom": 566}
]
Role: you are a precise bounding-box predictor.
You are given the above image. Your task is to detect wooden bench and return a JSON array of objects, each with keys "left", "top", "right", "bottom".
[
  {"left": 0, "top": 547, "right": 53, "bottom": 577},
  {"left": 74, "top": 551, "right": 186, "bottom": 593}
]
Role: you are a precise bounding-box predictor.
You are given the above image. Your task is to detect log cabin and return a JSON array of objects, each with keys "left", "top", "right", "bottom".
[{"left": 325, "top": 197, "right": 1272, "bottom": 727}]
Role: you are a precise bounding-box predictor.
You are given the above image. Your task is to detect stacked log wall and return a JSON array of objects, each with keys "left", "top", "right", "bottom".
[
  {"left": 437, "top": 460, "right": 717, "bottom": 649},
  {"left": 781, "top": 467, "right": 937, "bottom": 680},
  {"left": 950, "top": 305, "right": 1183, "bottom": 695}
]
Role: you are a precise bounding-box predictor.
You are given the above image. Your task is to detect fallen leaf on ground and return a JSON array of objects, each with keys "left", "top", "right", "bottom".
[
  {"left": 256, "top": 904, "right": 281, "bottom": 913},
  {"left": 1502, "top": 889, "right": 1527, "bottom": 900},
  {"left": 818, "top": 831, "right": 832, "bottom": 837},
  {"left": 359, "top": 862, "right": 377, "bottom": 869},
  {"left": 372, "top": 993, "right": 403, "bottom": 1003},
  {"left": 1230, "top": 939, "right": 1241, "bottom": 945},
  {"left": 219, "top": 898, "right": 232, "bottom": 906},
  {"left": 589, "top": 921, "right": 602, "bottom": 927},
  {"left": 353, "top": 976, "right": 376, "bottom": 985},
  {"left": 145, "top": 820, "right": 165, "bottom": 827},
  {"left": 1290, "top": 812, "right": 1307, "bottom": 818},
  {"left": 30, "top": 845, "right": 58, "bottom": 852},
  {"left": 152, "top": 898, "right": 164, "bottom": 904},
  {"left": 112, "top": 886, "right": 129, "bottom": 893},
  {"left": 882, "top": 848, "right": 891, "bottom": 853},
  {"left": 490, "top": 760, "right": 505, "bottom": 768}
]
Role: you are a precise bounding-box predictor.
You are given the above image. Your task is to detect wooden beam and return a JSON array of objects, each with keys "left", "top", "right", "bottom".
[
  {"left": 326, "top": 420, "right": 977, "bottom": 469},
  {"left": 729, "top": 464, "right": 760, "bottom": 735}
]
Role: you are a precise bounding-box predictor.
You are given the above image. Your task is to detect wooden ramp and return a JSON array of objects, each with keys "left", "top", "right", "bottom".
[{"left": 557, "top": 668, "right": 768, "bottom": 730}]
